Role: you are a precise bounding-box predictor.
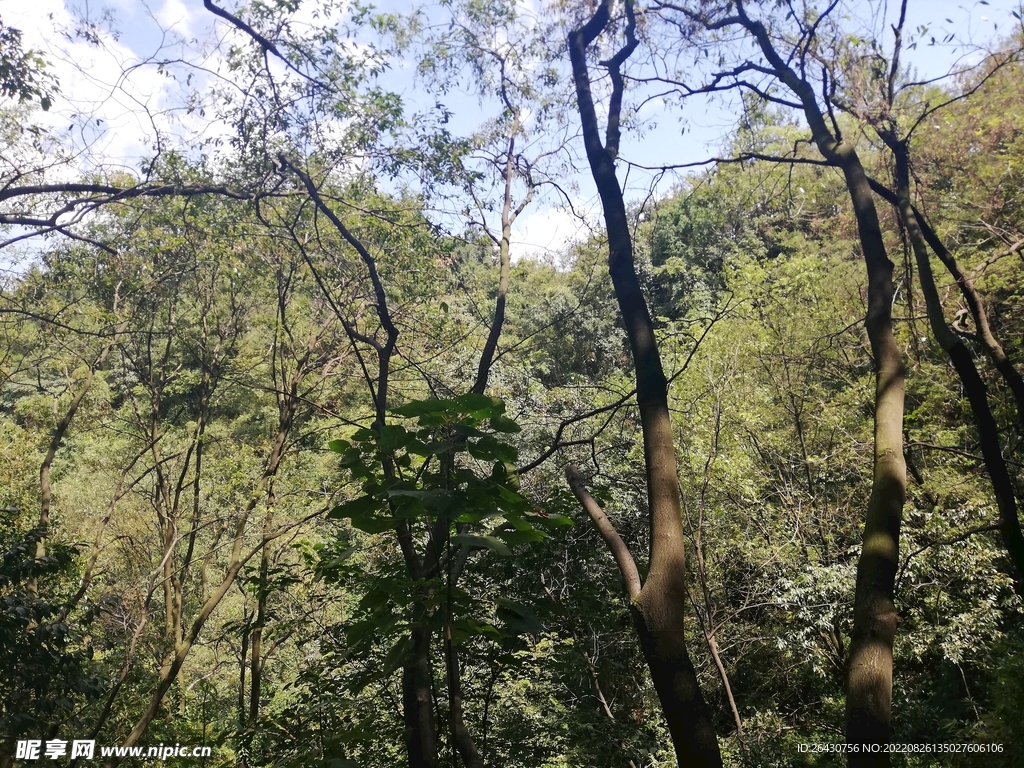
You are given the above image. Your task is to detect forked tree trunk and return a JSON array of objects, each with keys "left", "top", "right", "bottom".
[
  {"left": 912, "top": 208, "right": 1024, "bottom": 428},
  {"left": 878, "top": 134, "right": 1024, "bottom": 578},
  {"left": 730, "top": 11, "right": 907, "bottom": 764},
  {"left": 567, "top": 3, "right": 722, "bottom": 765},
  {"left": 864, "top": 176, "right": 1024, "bottom": 433}
]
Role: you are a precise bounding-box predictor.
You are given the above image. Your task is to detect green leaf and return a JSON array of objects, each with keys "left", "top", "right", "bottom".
[
  {"left": 378, "top": 424, "right": 412, "bottom": 451},
  {"left": 381, "top": 636, "right": 411, "bottom": 677},
  {"left": 489, "top": 414, "right": 521, "bottom": 433},
  {"left": 490, "top": 461, "right": 521, "bottom": 490},
  {"left": 349, "top": 515, "right": 396, "bottom": 534},
  {"left": 452, "top": 618, "right": 502, "bottom": 641},
  {"left": 452, "top": 423, "right": 487, "bottom": 438},
  {"left": 454, "top": 393, "right": 505, "bottom": 417},
  {"left": 386, "top": 489, "right": 447, "bottom": 500},
  {"left": 496, "top": 598, "right": 543, "bottom": 636},
  {"left": 392, "top": 398, "right": 451, "bottom": 417},
  {"left": 316, "top": 546, "right": 355, "bottom": 574},
  {"left": 452, "top": 533, "right": 511, "bottom": 556},
  {"left": 338, "top": 448, "right": 364, "bottom": 470},
  {"left": 346, "top": 613, "right": 396, "bottom": 649},
  {"left": 533, "top": 511, "right": 573, "bottom": 527},
  {"left": 494, "top": 528, "right": 546, "bottom": 546},
  {"left": 359, "top": 584, "right": 397, "bottom": 610},
  {"left": 405, "top": 438, "right": 432, "bottom": 456},
  {"left": 504, "top": 514, "right": 535, "bottom": 532},
  {"left": 328, "top": 495, "right": 380, "bottom": 519},
  {"left": 468, "top": 435, "right": 518, "bottom": 463}
]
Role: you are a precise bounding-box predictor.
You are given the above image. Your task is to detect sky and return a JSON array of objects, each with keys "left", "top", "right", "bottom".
[{"left": 3, "top": 0, "right": 1022, "bottom": 261}]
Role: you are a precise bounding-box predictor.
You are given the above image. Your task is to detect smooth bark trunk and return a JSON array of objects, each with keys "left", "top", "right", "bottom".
[
  {"left": 402, "top": 620, "right": 439, "bottom": 768},
  {"left": 567, "top": 5, "right": 722, "bottom": 763},
  {"left": 731, "top": 12, "right": 907, "bottom": 762},
  {"left": 839, "top": 150, "right": 906, "bottom": 767},
  {"left": 880, "top": 135, "right": 1024, "bottom": 579}
]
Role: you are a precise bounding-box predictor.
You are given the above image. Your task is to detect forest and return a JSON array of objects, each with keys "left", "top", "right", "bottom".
[{"left": 1, "top": 0, "right": 1024, "bottom": 766}]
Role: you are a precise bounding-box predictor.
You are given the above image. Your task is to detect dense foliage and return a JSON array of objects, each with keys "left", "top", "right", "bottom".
[{"left": 2, "top": 1, "right": 1024, "bottom": 766}]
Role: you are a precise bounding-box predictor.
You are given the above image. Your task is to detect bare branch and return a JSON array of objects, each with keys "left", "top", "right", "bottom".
[
  {"left": 565, "top": 464, "right": 642, "bottom": 601},
  {"left": 202, "top": 0, "right": 327, "bottom": 87}
]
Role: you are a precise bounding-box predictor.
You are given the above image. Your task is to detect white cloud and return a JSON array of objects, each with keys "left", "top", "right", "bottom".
[
  {"left": 155, "top": 0, "right": 195, "bottom": 35},
  {"left": 512, "top": 204, "right": 589, "bottom": 263},
  {"left": 5, "top": 0, "right": 194, "bottom": 173},
  {"left": 289, "top": 0, "right": 351, "bottom": 30},
  {"left": 4, "top": 0, "right": 406, "bottom": 183}
]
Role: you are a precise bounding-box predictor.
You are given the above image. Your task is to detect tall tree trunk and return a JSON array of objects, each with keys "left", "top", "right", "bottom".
[
  {"left": 283, "top": 159, "right": 445, "bottom": 768},
  {"left": 567, "top": 3, "right": 722, "bottom": 764},
  {"left": 879, "top": 134, "right": 1024, "bottom": 578},
  {"left": 729, "top": 10, "right": 907, "bottom": 763},
  {"left": 838, "top": 148, "right": 907, "bottom": 767},
  {"left": 402, "top": 616, "right": 439, "bottom": 768},
  {"left": 912, "top": 209, "right": 1024, "bottom": 428}
]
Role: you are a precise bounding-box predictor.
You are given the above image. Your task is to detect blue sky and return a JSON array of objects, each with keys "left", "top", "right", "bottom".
[{"left": 5, "top": 0, "right": 1022, "bottom": 260}]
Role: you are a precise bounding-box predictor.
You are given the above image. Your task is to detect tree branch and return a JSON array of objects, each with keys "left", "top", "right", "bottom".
[{"left": 565, "top": 464, "right": 641, "bottom": 601}]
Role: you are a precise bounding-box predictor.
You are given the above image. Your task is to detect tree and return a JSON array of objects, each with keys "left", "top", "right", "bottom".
[
  {"left": 4, "top": 1, "right": 1024, "bottom": 765},
  {"left": 661, "top": 2, "right": 908, "bottom": 758},
  {"left": 0, "top": 15, "right": 56, "bottom": 111},
  {"left": 564, "top": 1, "right": 723, "bottom": 764}
]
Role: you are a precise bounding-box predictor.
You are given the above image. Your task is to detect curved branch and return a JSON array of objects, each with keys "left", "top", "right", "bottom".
[
  {"left": 565, "top": 465, "right": 641, "bottom": 601},
  {"left": 202, "top": 0, "right": 327, "bottom": 86}
]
